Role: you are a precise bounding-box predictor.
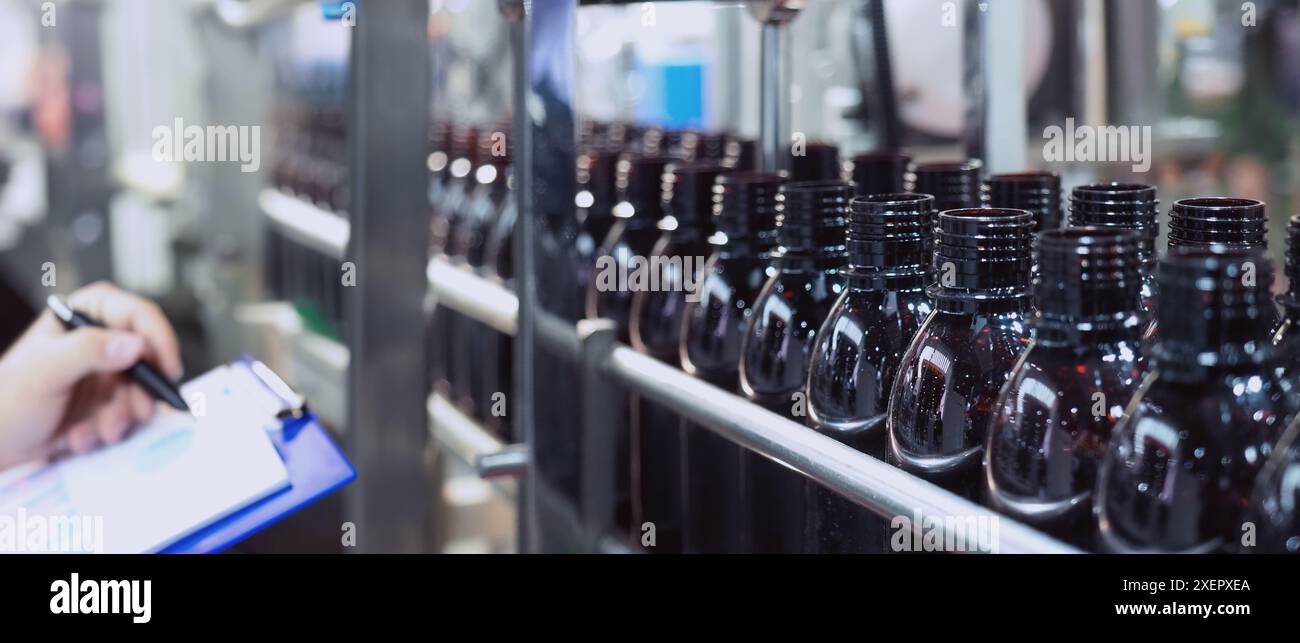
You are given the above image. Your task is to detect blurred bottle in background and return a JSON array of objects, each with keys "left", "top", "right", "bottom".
[
  {"left": 629, "top": 163, "right": 729, "bottom": 553},
  {"left": 850, "top": 151, "right": 910, "bottom": 197},
  {"left": 1067, "top": 183, "right": 1160, "bottom": 316},
  {"left": 982, "top": 171, "right": 1062, "bottom": 231},
  {"left": 679, "top": 171, "right": 784, "bottom": 553}
]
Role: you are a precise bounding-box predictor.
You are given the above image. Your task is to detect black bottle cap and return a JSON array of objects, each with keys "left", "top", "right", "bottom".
[
  {"left": 714, "top": 171, "right": 786, "bottom": 248},
  {"left": 776, "top": 180, "right": 852, "bottom": 258},
  {"left": 982, "top": 171, "right": 1061, "bottom": 231},
  {"left": 1154, "top": 245, "right": 1276, "bottom": 368},
  {"left": 664, "top": 163, "right": 730, "bottom": 231},
  {"left": 615, "top": 155, "right": 675, "bottom": 221},
  {"left": 1068, "top": 183, "right": 1159, "bottom": 267},
  {"left": 908, "top": 159, "right": 983, "bottom": 211},
  {"left": 851, "top": 151, "right": 911, "bottom": 197},
  {"left": 1034, "top": 228, "right": 1145, "bottom": 340},
  {"left": 847, "top": 192, "right": 932, "bottom": 273},
  {"left": 789, "top": 142, "right": 842, "bottom": 182},
  {"left": 1167, "top": 197, "right": 1267, "bottom": 250},
  {"left": 932, "top": 207, "right": 1034, "bottom": 295}
]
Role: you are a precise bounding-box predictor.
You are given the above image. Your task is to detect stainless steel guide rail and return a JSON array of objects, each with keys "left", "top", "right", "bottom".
[{"left": 427, "top": 256, "right": 1082, "bottom": 554}]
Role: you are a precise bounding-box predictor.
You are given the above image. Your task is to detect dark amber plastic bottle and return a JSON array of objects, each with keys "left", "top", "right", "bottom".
[
  {"left": 805, "top": 192, "right": 933, "bottom": 553},
  {"left": 908, "top": 159, "right": 982, "bottom": 211},
  {"left": 448, "top": 138, "right": 512, "bottom": 417},
  {"left": 586, "top": 155, "right": 674, "bottom": 340},
  {"left": 981, "top": 171, "right": 1062, "bottom": 231},
  {"left": 850, "top": 152, "right": 910, "bottom": 198},
  {"left": 1067, "top": 183, "right": 1159, "bottom": 315},
  {"left": 739, "top": 180, "right": 851, "bottom": 553},
  {"left": 1095, "top": 246, "right": 1296, "bottom": 553},
  {"left": 984, "top": 228, "right": 1148, "bottom": 549},
  {"left": 887, "top": 208, "right": 1034, "bottom": 499},
  {"left": 585, "top": 154, "right": 673, "bottom": 532},
  {"left": 430, "top": 126, "right": 480, "bottom": 402},
  {"left": 629, "top": 163, "right": 730, "bottom": 554},
  {"left": 789, "top": 142, "right": 842, "bottom": 182},
  {"left": 679, "top": 172, "right": 785, "bottom": 553},
  {"left": 573, "top": 147, "right": 622, "bottom": 320}
]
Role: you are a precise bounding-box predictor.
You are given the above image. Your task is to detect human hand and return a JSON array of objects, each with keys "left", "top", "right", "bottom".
[{"left": 0, "top": 282, "right": 182, "bottom": 470}]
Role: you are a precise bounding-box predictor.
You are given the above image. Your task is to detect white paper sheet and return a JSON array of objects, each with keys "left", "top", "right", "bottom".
[{"left": 0, "top": 365, "right": 289, "bottom": 553}]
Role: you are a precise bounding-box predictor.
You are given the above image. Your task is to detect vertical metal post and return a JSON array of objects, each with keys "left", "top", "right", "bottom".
[
  {"left": 511, "top": 0, "right": 579, "bottom": 553},
  {"left": 751, "top": 2, "right": 801, "bottom": 173},
  {"left": 983, "top": 0, "right": 1027, "bottom": 173},
  {"left": 577, "top": 319, "right": 620, "bottom": 546},
  {"left": 501, "top": 0, "right": 536, "bottom": 554},
  {"left": 345, "top": 0, "right": 432, "bottom": 553},
  {"left": 1105, "top": 0, "right": 1160, "bottom": 128},
  {"left": 758, "top": 21, "right": 785, "bottom": 172},
  {"left": 964, "top": 0, "right": 1027, "bottom": 172}
]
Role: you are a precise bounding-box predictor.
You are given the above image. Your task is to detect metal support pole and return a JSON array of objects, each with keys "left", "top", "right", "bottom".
[
  {"left": 751, "top": 2, "right": 801, "bottom": 172},
  {"left": 758, "top": 22, "right": 785, "bottom": 172},
  {"left": 502, "top": 0, "right": 536, "bottom": 554},
  {"left": 964, "top": 0, "right": 1027, "bottom": 172},
  {"left": 344, "top": 0, "right": 432, "bottom": 553},
  {"left": 577, "top": 319, "right": 620, "bottom": 544}
]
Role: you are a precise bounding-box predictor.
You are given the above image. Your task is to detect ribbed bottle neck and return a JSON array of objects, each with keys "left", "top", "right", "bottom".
[
  {"left": 929, "top": 207, "right": 1033, "bottom": 312},
  {"left": 712, "top": 171, "right": 785, "bottom": 258},
  {"left": 613, "top": 155, "right": 674, "bottom": 230},
  {"left": 845, "top": 192, "right": 932, "bottom": 288},
  {"left": 908, "top": 159, "right": 982, "bottom": 211},
  {"left": 1282, "top": 214, "right": 1300, "bottom": 308},
  {"left": 1032, "top": 228, "right": 1147, "bottom": 346},
  {"left": 1167, "top": 197, "right": 1268, "bottom": 250},
  {"left": 982, "top": 171, "right": 1062, "bottom": 231},
  {"left": 661, "top": 164, "right": 729, "bottom": 238},
  {"left": 851, "top": 152, "right": 910, "bottom": 198},
  {"left": 1152, "top": 246, "right": 1278, "bottom": 376},
  {"left": 773, "top": 180, "right": 851, "bottom": 270},
  {"left": 1067, "top": 183, "right": 1159, "bottom": 273}
]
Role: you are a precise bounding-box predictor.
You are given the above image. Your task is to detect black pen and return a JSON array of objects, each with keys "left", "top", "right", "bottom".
[{"left": 46, "top": 294, "right": 191, "bottom": 413}]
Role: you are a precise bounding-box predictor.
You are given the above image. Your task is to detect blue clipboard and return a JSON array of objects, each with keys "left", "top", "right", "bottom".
[{"left": 161, "top": 357, "right": 355, "bottom": 554}]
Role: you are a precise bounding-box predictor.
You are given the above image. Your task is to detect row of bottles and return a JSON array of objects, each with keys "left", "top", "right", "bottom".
[
  {"left": 427, "top": 115, "right": 1299, "bottom": 553},
  {"left": 427, "top": 121, "right": 516, "bottom": 439},
  {"left": 264, "top": 64, "right": 349, "bottom": 335},
  {"left": 561, "top": 124, "right": 1300, "bottom": 553}
]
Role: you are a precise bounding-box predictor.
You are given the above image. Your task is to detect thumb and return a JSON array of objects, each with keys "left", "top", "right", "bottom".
[{"left": 34, "top": 327, "right": 145, "bottom": 391}]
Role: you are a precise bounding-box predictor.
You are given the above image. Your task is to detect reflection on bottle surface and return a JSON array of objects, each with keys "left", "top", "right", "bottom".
[
  {"left": 1096, "top": 246, "right": 1296, "bottom": 553},
  {"left": 587, "top": 156, "right": 674, "bottom": 342},
  {"left": 985, "top": 228, "right": 1148, "bottom": 549},
  {"left": 739, "top": 180, "right": 849, "bottom": 553},
  {"left": 805, "top": 193, "right": 933, "bottom": 553},
  {"left": 888, "top": 208, "right": 1033, "bottom": 499},
  {"left": 1246, "top": 419, "right": 1300, "bottom": 553}
]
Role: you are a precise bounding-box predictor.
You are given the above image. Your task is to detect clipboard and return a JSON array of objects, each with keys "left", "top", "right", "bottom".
[{"left": 160, "top": 357, "right": 355, "bottom": 554}]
